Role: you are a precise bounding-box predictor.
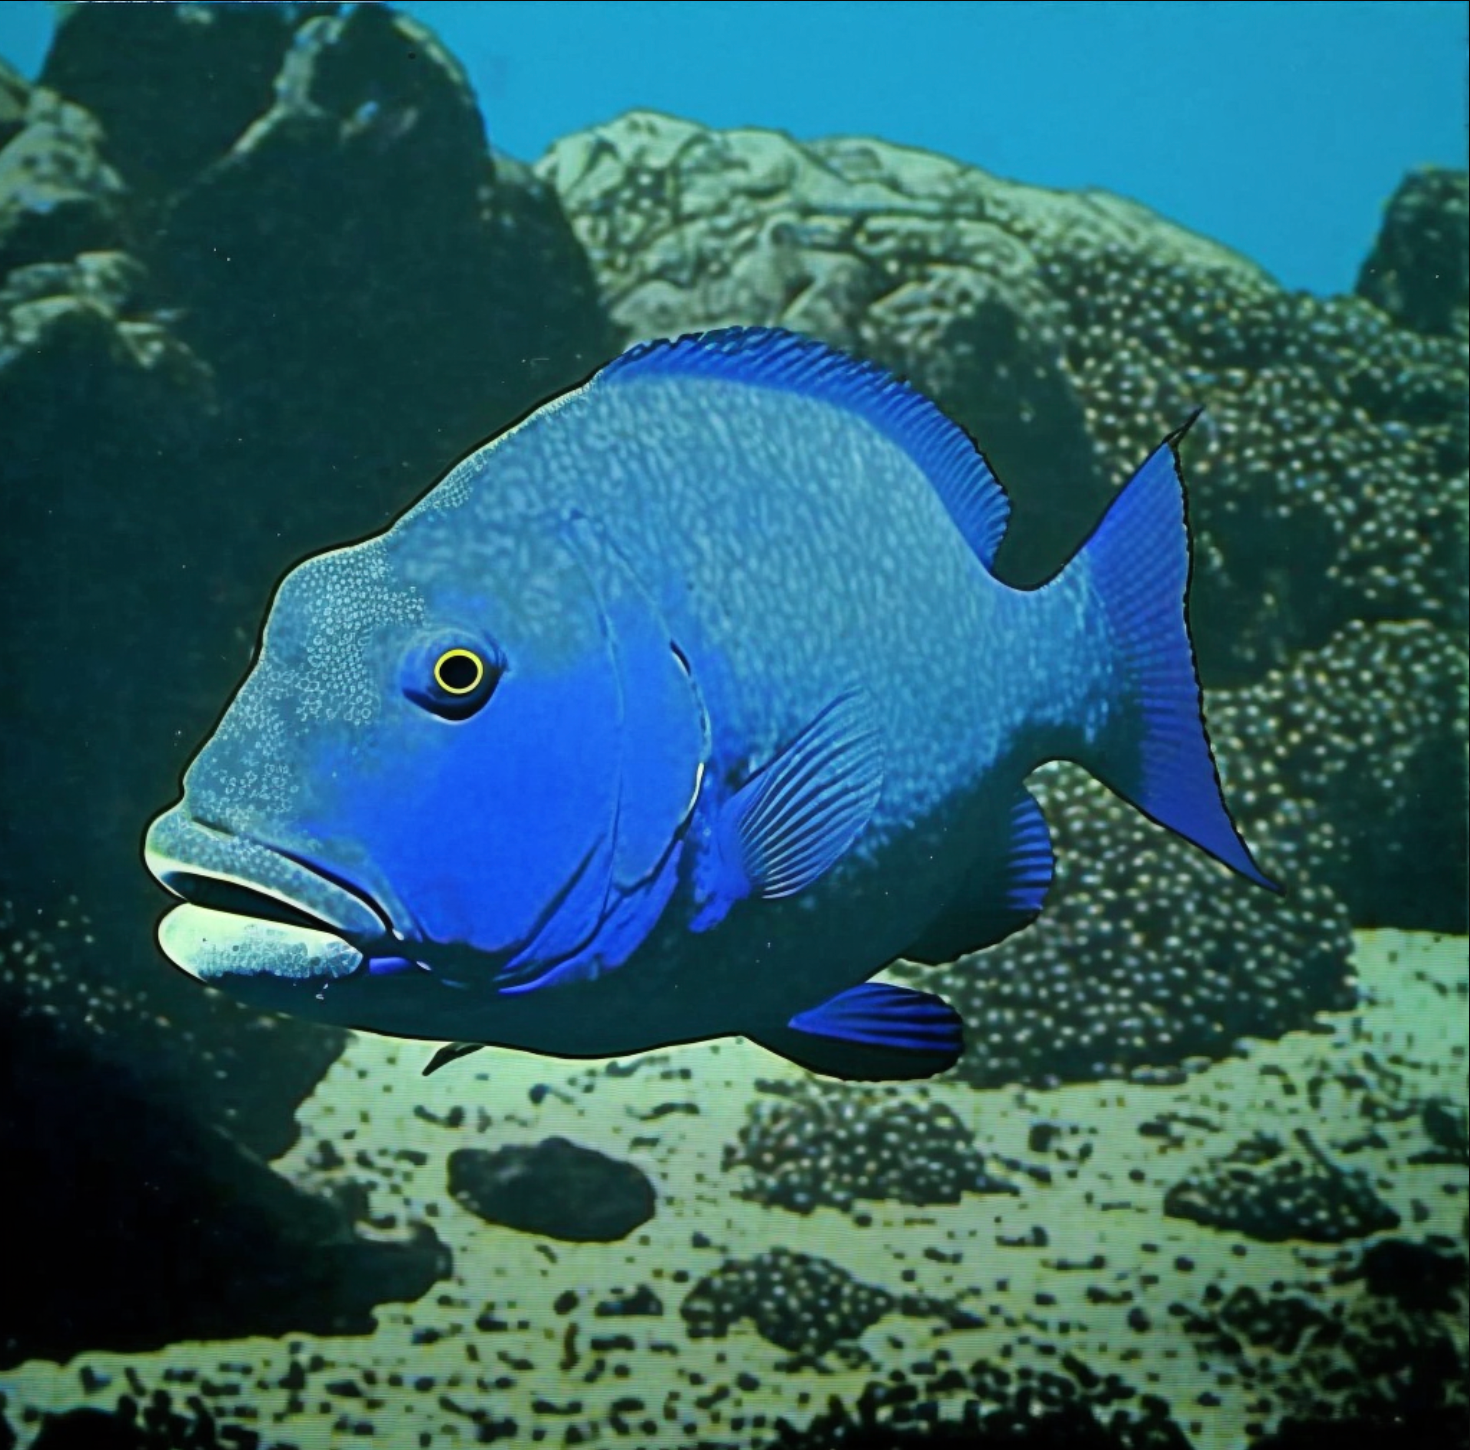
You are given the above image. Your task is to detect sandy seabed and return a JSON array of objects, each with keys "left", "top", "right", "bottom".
[{"left": 5, "top": 929, "right": 1466, "bottom": 1449}]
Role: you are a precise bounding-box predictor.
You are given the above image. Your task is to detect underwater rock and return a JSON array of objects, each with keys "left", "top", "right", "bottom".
[
  {"left": 153, "top": 0, "right": 615, "bottom": 567},
  {"left": 1356, "top": 166, "right": 1469, "bottom": 340},
  {"left": 1213, "top": 620, "right": 1469, "bottom": 933},
  {"left": 0, "top": 973, "right": 448, "bottom": 1373},
  {"left": 1357, "top": 1236, "right": 1468, "bottom": 1315},
  {"left": 1179, "top": 1283, "right": 1331, "bottom": 1357},
  {"left": 542, "top": 112, "right": 1467, "bottom": 674},
  {"left": 681, "top": 1247, "right": 976, "bottom": 1362},
  {"left": 4, "top": 899, "right": 343, "bottom": 1167},
  {"left": 0, "top": 66, "right": 126, "bottom": 274},
  {"left": 39, "top": 1, "right": 307, "bottom": 198},
  {"left": 25, "top": 1392, "right": 270, "bottom": 1450},
  {"left": 447, "top": 1137, "right": 656, "bottom": 1242},
  {"left": 723, "top": 1077, "right": 1016, "bottom": 1215},
  {"left": 1163, "top": 1129, "right": 1400, "bottom": 1243},
  {"left": 1182, "top": 1267, "right": 1467, "bottom": 1441},
  {"left": 538, "top": 113, "right": 1141, "bottom": 587},
  {"left": 1415, "top": 1096, "right": 1470, "bottom": 1166},
  {"left": 892, "top": 613, "right": 1465, "bottom": 1084},
  {"left": 594, "top": 1284, "right": 664, "bottom": 1317}
]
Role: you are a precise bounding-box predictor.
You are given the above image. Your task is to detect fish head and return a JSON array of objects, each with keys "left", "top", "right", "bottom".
[{"left": 144, "top": 505, "right": 708, "bottom": 1039}]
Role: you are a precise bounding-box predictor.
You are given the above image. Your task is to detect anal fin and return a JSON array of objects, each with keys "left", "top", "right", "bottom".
[
  {"left": 749, "top": 981, "right": 963, "bottom": 1081},
  {"left": 905, "top": 787, "right": 1054, "bottom": 966}
]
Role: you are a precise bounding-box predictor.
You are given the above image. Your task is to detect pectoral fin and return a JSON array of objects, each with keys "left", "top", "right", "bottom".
[{"left": 715, "top": 687, "right": 883, "bottom": 902}]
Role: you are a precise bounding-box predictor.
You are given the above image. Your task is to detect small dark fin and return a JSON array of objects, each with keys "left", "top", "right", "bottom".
[
  {"left": 750, "top": 981, "right": 964, "bottom": 1081},
  {"left": 717, "top": 688, "right": 883, "bottom": 899},
  {"left": 423, "top": 1041, "right": 484, "bottom": 1076},
  {"left": 1078, "top": 422, "right": 1277, "bottom": 890},
  {"left": 600, "top": 327, "right": 1010, "bottom": 568},
  {"left": 904, "top": 788, "right": 1055, "bottom": 965}
]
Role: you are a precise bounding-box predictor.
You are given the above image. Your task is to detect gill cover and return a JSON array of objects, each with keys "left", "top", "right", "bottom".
[{"left": 493, "top": 512, "right": 710, "bottom": 992}]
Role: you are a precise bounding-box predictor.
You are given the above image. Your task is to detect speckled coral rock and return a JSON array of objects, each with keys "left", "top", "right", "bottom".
[
  {"left": 680, "top": 1247, "right": 977, "bottom": 1363},
  {"left": 722, "top": 1077, "right": 1015, "bottom": 1216},
  {"left": 1163, "top": 1129, "right": 1399, "bottom": 1243},
  {"left": 1211, "top": 620, "right": 1468, "bottom": 932},
  {"left": 540, "top": 113, "right": 1467, "bottom": 673}
]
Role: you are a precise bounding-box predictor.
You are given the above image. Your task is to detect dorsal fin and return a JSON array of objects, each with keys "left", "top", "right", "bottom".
[{"left": 599, "top": 327, "right": 1010, "bottom": 569}]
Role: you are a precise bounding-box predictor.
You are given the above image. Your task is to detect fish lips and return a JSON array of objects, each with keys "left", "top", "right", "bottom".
[{"left": 144, "top": 808, "right": 392, "bottom": 986}]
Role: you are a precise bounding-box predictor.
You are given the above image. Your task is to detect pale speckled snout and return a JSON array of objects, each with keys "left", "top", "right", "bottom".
[{"left": 143, "top": 805, "right": 392, "bottom": 984}]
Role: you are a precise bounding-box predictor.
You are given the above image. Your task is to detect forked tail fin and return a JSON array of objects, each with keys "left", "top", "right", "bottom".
[{"left": 1066, "top": 418, "right": 1277, "bottom": 891}]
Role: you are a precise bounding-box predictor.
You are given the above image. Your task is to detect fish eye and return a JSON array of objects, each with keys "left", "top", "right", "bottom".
[
  {"left": 434, "top": 648, "right": 484, "bottom": 696},
  {"left": 404, "top": 638, "right": 502, "bottom": 720}
]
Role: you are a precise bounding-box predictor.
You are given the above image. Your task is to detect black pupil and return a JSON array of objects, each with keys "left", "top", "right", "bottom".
[{"left": 440, "top": 653, "right": 480, "bottom": 691}]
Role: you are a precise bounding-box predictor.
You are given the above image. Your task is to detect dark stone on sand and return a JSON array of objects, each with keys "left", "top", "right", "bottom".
[
  {"left": 594, "top": 1284, "right": 664, "bottom": 1317},
  {"left": 448, "top": 1137, "right": 656, "bottom": 1242},
  {"left": 1417, "top": 1097, "right": 1469, "bottom": 1165},
  {"left": 1359, "top": 1237, "right": 1468, "bottom": 1315}
]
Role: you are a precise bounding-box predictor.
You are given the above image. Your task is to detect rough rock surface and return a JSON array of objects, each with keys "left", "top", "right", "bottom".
[
  {"left": 447, "top": 1137, "right": 657, "bottom": 1241},
  {"left": 723, "top": 1077, "right": 1016, "bottom": 1215},
  {"left": 3, "top": 1, "right": 614, "bottom": 928},
  {"left": 1179, "top": 1241, "right": 1468, "bottom": 1441},
  {"left": 1163, "top": 1129, "right": 1400, "bottom": 1243},
  {"left": 681, "top": 1247, "right": 979, "bottom": 1364},
  {"left": 897, "top": 752, "right": 1354, "bottom": 1091},
  {"left": 765, "top": 1369, "right": 1196, "bottom": 1449},
  {"left": 1356, "top": 167, "right": 1469, "bottom": 340}
]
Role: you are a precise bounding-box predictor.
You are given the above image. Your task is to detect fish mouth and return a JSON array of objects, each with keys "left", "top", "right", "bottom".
[{"left": 144, "top": 808, "right": 393, "bottom": 985}]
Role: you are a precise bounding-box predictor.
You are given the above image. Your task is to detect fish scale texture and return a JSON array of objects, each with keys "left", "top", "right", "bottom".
[{"left": 421, "top": 368, "right": 1102, "bottom": 843}]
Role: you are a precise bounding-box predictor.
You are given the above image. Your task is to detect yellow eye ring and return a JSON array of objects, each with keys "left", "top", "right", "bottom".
[{"left": 433, "top": 648, "right": 485, "bottom": 696}]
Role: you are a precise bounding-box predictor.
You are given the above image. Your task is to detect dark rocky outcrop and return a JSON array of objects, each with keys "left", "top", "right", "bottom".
[
  {"left": 0, "top": 0, "right": 610, "bottom": 1365},
  {"left": 3, "top": 2, "right": 613, "bottom": 932},
  {"left": 1356, "top": 166, "right": 1469, "bottom": 339},
  {"left": 0, "top": 975, "right": 449, "bottom": 1372}
]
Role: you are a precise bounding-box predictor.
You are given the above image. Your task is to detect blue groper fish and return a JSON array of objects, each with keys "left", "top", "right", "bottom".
[{"left": 144, "top": 328, "right": 1275, "bottom": 1082}]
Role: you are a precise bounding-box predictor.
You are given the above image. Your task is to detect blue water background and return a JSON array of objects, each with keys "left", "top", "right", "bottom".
[{"left": 1, "top": 1, "right": 1465, "bottom": 293}]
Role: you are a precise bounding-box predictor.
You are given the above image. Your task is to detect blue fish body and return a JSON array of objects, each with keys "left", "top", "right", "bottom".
[{"left": 144, "top": 328, "right": 1273, "bottom": 1081}]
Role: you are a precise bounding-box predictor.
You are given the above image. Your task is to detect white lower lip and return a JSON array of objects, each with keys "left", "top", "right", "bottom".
[{"left": 158, "top": 903, "right": 364, "bottom": 983}]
